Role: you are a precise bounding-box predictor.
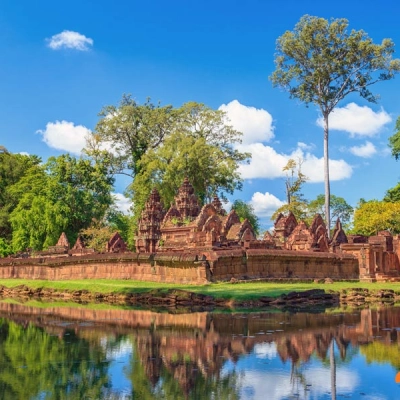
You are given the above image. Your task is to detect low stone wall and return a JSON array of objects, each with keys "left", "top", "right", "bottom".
[
  {"left": 206, "top": 249, "right": 359, "bottom": 281},
  {"left": 0, "top": 249, "right": 359, "bottom": 284},
  {"left": 0, "top": 253, "right": 208, "bottom": 284}
]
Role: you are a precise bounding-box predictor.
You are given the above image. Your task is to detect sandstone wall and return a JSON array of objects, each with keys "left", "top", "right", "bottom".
[
  {"left": 0, "top": 249, "right": 359, "bottom": 284},
  {"left": 0, "top": 253, "right": 207, "bottom": 284},
  {"left": 207, "top": 249, "right": 359, "bottom": 281}
]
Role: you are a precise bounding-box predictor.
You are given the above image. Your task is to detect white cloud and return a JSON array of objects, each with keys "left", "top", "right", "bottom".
[
  {"left": 297, "top": 141, "right": 314, "bottom": 151},
  {"left": 317, "top": 103, "right": 391, "bottom": 137},
  {"left": 237, "top": 143, "right": 353, "bottom": 183},
  {"left": 219, "top": 100, "right": 274, "bottom": 144},
  {"left": 250, "top": 191, "right": 285, "bottom": 217},
  {"left": 37, "top": 120, "right": 90, "bottom": 155},
  {"left": 113, "top": 193, "right": 132, "bottom": 214},
  {"left": 349, "top": 141, "right": 377, "bottom": 158},
  {"left": 46, "top": 30, "right": 93, "bottom": 51},
  {"left": 18, "top": 152, "right": 30, "bottom": 156}
]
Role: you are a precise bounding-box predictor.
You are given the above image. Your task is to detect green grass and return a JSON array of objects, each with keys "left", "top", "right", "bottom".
[{"left": 1, "top": 279, "right": 400, "bottom": 301}]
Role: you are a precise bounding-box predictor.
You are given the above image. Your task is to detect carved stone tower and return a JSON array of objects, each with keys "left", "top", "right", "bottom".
[{"left": 136, "top": 188, "right": 165, "bottom": 253}]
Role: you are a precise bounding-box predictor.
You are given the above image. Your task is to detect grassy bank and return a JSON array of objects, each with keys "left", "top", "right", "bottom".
[{"left": 1, "top": 279, "right": 400, "bottom": 301}]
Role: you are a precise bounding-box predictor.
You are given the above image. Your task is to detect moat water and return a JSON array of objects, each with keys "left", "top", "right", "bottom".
[{"left": 0, "top": 301, "right": 400, "bottom": 400}]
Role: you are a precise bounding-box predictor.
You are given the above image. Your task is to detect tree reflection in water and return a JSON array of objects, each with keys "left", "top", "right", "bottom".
[
  {"left": 1, "top": 303, "right": 400, "bottom": 399},
  {"left": 0, "top": 319, "right": 111, "bottom": 399}
]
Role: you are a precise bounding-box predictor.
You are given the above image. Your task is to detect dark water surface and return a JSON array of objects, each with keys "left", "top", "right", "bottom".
[{"left": 0, "top": 301, "right": 400, "bottom": 399}]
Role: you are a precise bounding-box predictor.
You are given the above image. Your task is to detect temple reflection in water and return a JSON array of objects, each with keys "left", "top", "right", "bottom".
[{"left": 1, "top": 302, "right": 400, "bottom": 399}]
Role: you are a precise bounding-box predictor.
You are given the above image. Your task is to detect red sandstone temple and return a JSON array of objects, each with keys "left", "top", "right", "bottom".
[
  {"left": 1, "top": 178, "right": 400, "bottom": 284},
  {"left": 136, "top": 178, "right": 259, "bottom": 253},
  {"left": 133, "top": 178, "right": 400, "bottom": 282}
]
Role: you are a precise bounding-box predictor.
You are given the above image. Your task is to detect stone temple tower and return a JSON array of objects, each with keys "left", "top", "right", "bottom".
[{"left": 136, "top": 188, "right": 165, "bottom": 253}]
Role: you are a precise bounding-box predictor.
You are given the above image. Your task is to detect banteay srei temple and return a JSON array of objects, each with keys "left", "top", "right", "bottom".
[{"left": 1, "top": 178, "right": 400, "bottom": 284}]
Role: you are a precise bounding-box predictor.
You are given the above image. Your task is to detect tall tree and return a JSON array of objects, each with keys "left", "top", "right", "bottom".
[{"left": 270, "top": 15, "right": 400, "bottom": 235}]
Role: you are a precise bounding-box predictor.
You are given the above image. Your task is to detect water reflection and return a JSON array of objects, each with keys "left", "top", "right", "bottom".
[{"left": 0, "top": 302, "right": 400, "bottom": 399}]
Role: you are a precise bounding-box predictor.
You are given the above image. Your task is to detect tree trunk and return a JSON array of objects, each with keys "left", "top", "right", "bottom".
[
  {"left": 323, "top": 113, "right": 331, "bottom": 238},
  {"left": 330, "top": 339, "right": 336, "bottom": 400}
]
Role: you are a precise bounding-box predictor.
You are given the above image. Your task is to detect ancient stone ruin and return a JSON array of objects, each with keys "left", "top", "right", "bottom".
[
  {"left": 136, "top": 178, "right": 264, "bottom": 252},
  {"left": 1, "top": 178, "right": 400, "bottom": 283}
]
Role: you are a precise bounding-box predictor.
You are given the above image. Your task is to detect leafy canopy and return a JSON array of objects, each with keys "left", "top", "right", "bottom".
[
  {"left": 127, "top": 102, "right": 249, "bottom": 228},
  {"left": 307, "top": 194, "right": 353, "bottom": 229},
  {"left": 0, "top": 150, "right": 41, "bottom": 240},
  {"left": 270, "top": 15, "right": 400, "bottom": 114},
  {"left": 9, "top": 154, "right": 114, "bottom": 252},
  {"left": 352, "top": 200, "right": 400, "bottom": 235},
  {"left": 231, "top": 200, "right": 260, "bottom": 236},
  {"left": 87, "top": 94, "right": 176, "bottom": 177}
]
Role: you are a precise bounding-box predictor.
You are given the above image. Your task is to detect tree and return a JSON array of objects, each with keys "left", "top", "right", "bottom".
[
  {"left": 0, "top": 238, "right": 11, "bottom": 257},
  {"left": 9, "top": 154, "right": 114, "bottom": 252},
  {"left": 231, "top": 200, "right": 260, "bottom": 236},
  {"left": 0, "top": 150, "right": 41, "bottom": 240},
  {"left": 270, "top": 15, "right": 400, "bottom": 235},
  {"left": 271, "top": 158, "right": 309, "bottom": 222},
  {"left": 86, "top": 94, "right": 176, "bottom": 178},
  {"left": 307, "top": 194, "right": 353, "bottom": 229},
  {"left": 283, "top": 158, "right": 308, "bottom": 205},
  {"left": 128, "top": 102, "right": 249, "bottom": 228},
  {"left": 352, "top": 200, "right": 400, "bottom": 235},
  {"left": 383, "top": 182, "right": 400, "bottom": 202}
]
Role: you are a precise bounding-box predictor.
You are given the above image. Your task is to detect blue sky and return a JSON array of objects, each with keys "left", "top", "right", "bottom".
[{"left": 2, "top": 0, "right": 400, "bottom": 229}]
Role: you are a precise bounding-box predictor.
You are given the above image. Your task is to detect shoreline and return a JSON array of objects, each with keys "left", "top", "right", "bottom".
[{"left": 1, "top": 283, "right": 399, "bottom": 309}]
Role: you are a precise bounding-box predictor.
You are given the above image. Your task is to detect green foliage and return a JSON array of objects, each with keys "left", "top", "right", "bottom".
[
  {"left": 0, "top": 238, "right": 12, "bottom": 257},
  {"left": 9, "top": 154, "right": 114, "bottom": 252},
  {"left": 384, "top": 182, "right": 400, "bottom": 202},
  {"left": 388, "top": 116, "right": 400, "bottom": 160},
  {"left": 87, "top": 94, "right": 176, "bottom": 177},
  {"left": 128, "top": 102, "right": 249, "bottom": 227},
  {"left": 352, "top": 200, "right": 400, "bottom": 235},
  {"left": 307, "top": 194, "right": 353, "bottom": 229},
  {"left": 231, "top": 199, "right": 260, "bottom": 236},
  {"left": 80, "top": 224, "right": 115, "bottom": 252},
  {"left": 271, "top": 198, "right": 309, "bottom": 223},
  {"left": 270, "top": 15, "right": 400, "bottom": 230},
  {"left": 0, "top": 149, "right": 41, "bottom": 240}
]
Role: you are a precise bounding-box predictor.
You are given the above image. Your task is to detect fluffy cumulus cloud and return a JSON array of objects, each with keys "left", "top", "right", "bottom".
[
  {"left": 236, "top": 143, "right": 353, "bottom": 183},
  {"left": 219, "top": 100, "right": 274, "bottom": 144},
  {"left": 250, "top": 192, "right": 285, "bottom": 218},
  {"left": 113, "top": 193, "right": 132, "bottom": 214},
  {"left": 46, "top": 30, "right": 93, "bottom": 51},
  {"left": 37, "top": 120, "right": 90, "bottom": 155},
  {"left": 317, "top": 102, "right": 391, "bottom": 137},
  {"left": 349, "top": 141, "right": 377, "bottom": 158}
]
